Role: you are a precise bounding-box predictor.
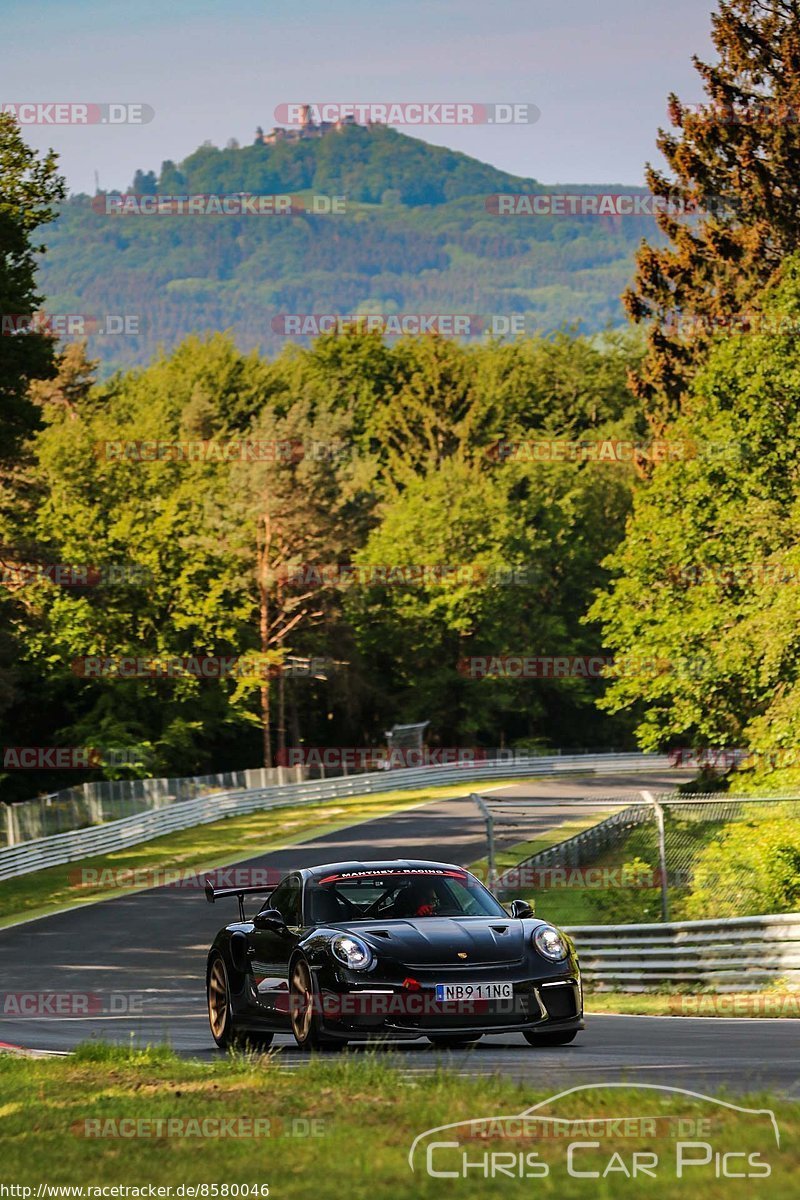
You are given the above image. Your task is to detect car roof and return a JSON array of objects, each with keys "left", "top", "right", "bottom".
[{"left": 302, "top": 859, "right": 466, "bottom": 881}]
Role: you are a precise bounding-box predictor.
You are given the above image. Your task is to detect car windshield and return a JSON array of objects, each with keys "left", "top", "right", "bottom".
[{"left": 307, "top": 869, "right": 506, "bottom": 923}]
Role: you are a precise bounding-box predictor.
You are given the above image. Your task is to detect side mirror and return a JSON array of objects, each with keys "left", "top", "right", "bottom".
[
  {"left": 254, "top": 907, "right": 287, "bottom": 932},
  {"left": 509, "top": 899, "right": 534, "bottom": 919}
]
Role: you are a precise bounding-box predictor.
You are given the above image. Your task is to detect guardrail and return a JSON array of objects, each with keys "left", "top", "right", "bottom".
[
  {"left": 0, "top": 764, "right": 310, "bottom": 845},
  {"left": 495, "top": 803, "right": 652, "bottom": 893},
  {"left": 566, "top": 912, "right": 800, "bottom": 992},
  {"left": 0, "top": 751, "right": 672, "bottom": 882}
]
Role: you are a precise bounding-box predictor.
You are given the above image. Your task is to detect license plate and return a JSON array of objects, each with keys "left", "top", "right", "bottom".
[{"left": 434, "top": 982, "right": 513, "bottom": 1002}]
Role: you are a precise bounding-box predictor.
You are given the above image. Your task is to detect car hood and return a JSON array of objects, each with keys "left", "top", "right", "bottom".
[{"left": 351, "top": 917, "right": 529, "bottom": 965}]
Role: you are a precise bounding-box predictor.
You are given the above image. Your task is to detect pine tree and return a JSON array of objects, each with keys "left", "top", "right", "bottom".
[
  {"left": 0, "top": 114, "right": 65, "bottom": 463},
  {"left": 29, "top": 341, "right": 98, "bottom": 418},
  {"left": 626, "top": 0, "right": 800, "bottom": 429}
]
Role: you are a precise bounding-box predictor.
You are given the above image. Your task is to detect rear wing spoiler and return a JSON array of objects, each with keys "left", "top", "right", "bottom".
[{"left": 204, "top": 879, "right": 274, "bottom": 921}]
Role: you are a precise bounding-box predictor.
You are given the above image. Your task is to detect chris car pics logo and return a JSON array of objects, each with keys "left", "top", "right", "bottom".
[{"left": 408, "top": 1084, "right": 779, "bottom": 1182}]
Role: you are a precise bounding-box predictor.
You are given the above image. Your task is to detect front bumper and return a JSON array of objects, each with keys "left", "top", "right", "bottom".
[{"left": 314, "top": 974, "right": 583, "bottom": 1040}]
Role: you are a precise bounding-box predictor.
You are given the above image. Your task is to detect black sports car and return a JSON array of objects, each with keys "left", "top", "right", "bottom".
[{"left": 204, "top": 859, "right": 583, "bottom": 1050}]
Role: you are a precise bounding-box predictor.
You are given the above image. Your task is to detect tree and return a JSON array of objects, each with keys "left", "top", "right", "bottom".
[
  {"left": 0, "top": 115, "right": 64, "bottom": 795},
  {"left": 625, "top": 0, "right": 800, "bottom": 428},
  {"left": 364, "top": 329, "right": 642, "bottom": 489},
  {"left": 158, "top": 160, "right": 186, "bottom": 191},
  {"left": 132, "top": 169, "right": 158, "bottom": 194},
  {"left": 0, "top": 113, "right": 65, "bottom": 466},
  {"left": 346, "top": 452, "right": 634, "bottom": 748},
  {"left": 28, "top": 340, "right": 98, "bottom": 418},
  {"left": 2, "top": 322, "right": 644, "bottom": 795},
  {"left": 592, "top": 256, "right": 800, "bottom": 752},
  {"left": 217, "top": 398, "right": 375, "bottom": 765},
  {"left": 15, "top": 335, "right": 378, "bottom": 776},
  {"left": 680, "top": 805, "right": 800, "bottom": 918},
  {"left": 366, "top": 335, "right": 481, "bottom": 489},
  {"left": 15, "top": 337, "right": 276, "bottom": 778}
]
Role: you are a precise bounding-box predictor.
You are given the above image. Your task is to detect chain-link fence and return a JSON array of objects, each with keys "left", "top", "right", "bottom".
[
  {"left": 0, "top": 766, "right": 307, "bottom": 845},
  {"left": 472, "top": 791, "right": 800, "bottom": 924},
  {"left": 0, "top": 743, "right": 647, "bottom": 846}
]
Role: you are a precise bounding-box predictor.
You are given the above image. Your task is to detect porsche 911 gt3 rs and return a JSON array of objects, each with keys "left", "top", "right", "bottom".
[{"left": 204, "top": 859, "right": 583, "bottom": 1050}]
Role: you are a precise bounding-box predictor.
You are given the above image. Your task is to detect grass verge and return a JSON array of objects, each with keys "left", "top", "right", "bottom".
[
  {"left": 469, "top": 810, "right": 620, "bottom": 925},
  {"left": 468, "top": 810, "right": 615, "bottom": 886},
  {"left": 0, "top": 1045, "right": 795, "bottom": 1198},
  {"left": 0, "top": 778, "right": 530, "bottom": 929},
  {"left": 587, "top": 991, "right": 800, "bottom": 1017}
]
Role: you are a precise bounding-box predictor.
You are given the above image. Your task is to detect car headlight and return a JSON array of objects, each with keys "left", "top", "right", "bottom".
[
  {"left": 332, "top": 934, "right": 373, "bottom": 970},
  {"left": 532, "top": 924, "right": 568, "bottom": 961}
]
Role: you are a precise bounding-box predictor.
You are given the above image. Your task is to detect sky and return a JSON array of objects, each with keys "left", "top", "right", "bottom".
[{"left": 1, "top": 0, "right": 717, "bottom": 194}]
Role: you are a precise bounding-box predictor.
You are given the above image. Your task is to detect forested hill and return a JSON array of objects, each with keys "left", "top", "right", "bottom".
[
  {"left": 155, "top": 124, "right": 540, "bottom": 205},
  {"left": 37, "top": 125, "right": 661, "bottom": 373}
]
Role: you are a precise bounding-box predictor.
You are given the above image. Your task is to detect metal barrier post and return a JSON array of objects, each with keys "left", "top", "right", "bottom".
[
  {"left": 642, "top": 789, "right": 669, "bottom": 922},
  {"left": 470, "top": 792, "right": 496, "bottom": 890},
  {"left": 6, "top": 803, "right": 17, "bottom": 847}
]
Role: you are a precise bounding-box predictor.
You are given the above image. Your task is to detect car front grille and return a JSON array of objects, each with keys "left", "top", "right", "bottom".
[{"left": 388, "top": 994, "right": 540, "bottom": 1031}]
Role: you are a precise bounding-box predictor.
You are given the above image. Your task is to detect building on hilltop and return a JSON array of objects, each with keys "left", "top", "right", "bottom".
[{"left": 256, "top": 106, "right": 363, "bottom": 145}]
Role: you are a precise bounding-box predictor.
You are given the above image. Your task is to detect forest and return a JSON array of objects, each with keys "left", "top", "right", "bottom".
[{"left": 4, "top": 0, "right": 800, "bottom": 802}]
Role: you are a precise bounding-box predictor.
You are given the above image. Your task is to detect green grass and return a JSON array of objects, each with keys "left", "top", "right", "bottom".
[
  {"left": 469, "top": 810, "right": 620, "bottom": 925},
  {"left": 587, "top": 991, "right": 800, "bottom": 1017},
  {"left": 0, "top": 778, "right": 528, "bottom": 929},
  {"left": 520, "top": 868, "right": 672, "bottom": 926},
  {"left": 486, "top": 812, "right": 760, "bottom": 927},
  {"left": 0, "top": 1046, "right": 795, "bottom": 1198},
  {"left": 468, "top": 810, "right": 615, "bottom": 888}
]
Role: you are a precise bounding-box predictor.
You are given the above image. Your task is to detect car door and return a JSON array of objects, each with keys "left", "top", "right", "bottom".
[{"left": 248, "top": 874, "right": 303, "bottom": 1027}]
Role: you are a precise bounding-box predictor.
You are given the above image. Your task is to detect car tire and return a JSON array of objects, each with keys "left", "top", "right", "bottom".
[
  {"left": 427, "top": 1034, "right": 482, "bottom": 1048},
  {"left": 207, "top": 953, "right": 236, "bottom": 1048},
  {"left": 290, "top": 957, "right": 345, "bottom": 1052},
  {"left": 523, "top": 1029, "right": 578, "bottom": 1047}
]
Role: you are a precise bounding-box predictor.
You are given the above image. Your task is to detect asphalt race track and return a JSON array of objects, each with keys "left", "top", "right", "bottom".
[{"left": 1, "top": 771, "right": 798, "bottom": 1097}]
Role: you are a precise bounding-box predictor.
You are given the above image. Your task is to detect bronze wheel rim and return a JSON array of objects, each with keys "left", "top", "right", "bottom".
[
  {"left": 208, "top": 959, "right": 229, "bottom": 1040},
  {"left": 290, "top": 961, "right": 313, "bottom": 1042}
]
